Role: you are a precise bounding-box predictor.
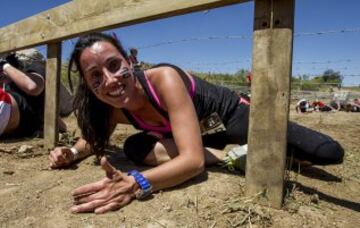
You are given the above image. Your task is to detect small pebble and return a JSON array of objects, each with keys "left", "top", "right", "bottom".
[
  {"left": 3, "top": 170, "right": 15, "bottom": 175},
  {"left": 18, "top": 145, "right": 33, "bottom": 154},
  {"left": 311, "top": 194, "right": 319, "bottom": 204}
]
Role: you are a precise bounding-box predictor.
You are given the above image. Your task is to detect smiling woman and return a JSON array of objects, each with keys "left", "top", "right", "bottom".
[
  {"left": 80, "top": 42, "right": 134, "bottom": 103},
  {"left": 49, "top": 32, "right": 344, "bottom": 214}
]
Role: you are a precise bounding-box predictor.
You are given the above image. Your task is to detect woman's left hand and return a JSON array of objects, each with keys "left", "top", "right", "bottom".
[{"left": 71, "top": 157, "right": 138, "bottom": 214}]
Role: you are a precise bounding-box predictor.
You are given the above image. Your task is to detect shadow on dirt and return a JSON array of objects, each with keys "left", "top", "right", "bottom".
[
  {"left": 287, "top": 181, "right": 360, "bottom": 212},
  {"left": 298, "top": 166, "right": 342, "bottom": 182}
]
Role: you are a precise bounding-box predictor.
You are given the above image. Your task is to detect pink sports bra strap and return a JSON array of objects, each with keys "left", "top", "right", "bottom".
[
  {"left": 143, "top": 70, "right": 196, "bottom": 108},
  {"left": 129, "top": 68, "right": 196, "bottom": 134},
  {"left": 239, "top": 97, "right": 250, "bottom": 105},
  {"left": 189, "top": 74, "right": 196, "bottom": 97},
  {"left": 144, "top": 72, "right": 162, "bottom": 108}
]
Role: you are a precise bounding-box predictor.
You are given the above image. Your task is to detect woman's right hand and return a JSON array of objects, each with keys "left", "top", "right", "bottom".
[{"left": 49, "top": 147, "right": 75, "bottom": 169}]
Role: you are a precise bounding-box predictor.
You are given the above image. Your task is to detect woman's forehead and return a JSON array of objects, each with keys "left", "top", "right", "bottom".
[
  {"left": 80, "top": 41, "right": 122, "bottom": 65},
  {"left": 86, "top": 41, "right": 118, "bottom": 56}
]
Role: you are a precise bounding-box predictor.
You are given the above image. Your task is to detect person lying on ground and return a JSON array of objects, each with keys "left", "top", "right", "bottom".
[
  {"left": 312, "top": 99, "right": 325, "bottom": 111},
  {"left": 295, "top": 98, "right": 313, "bottom": 113},
  {"left": 346, "top": 98, "right": 360, "bottom": 112},
  {"left": 311, "top": 99, "right": 339, "bottom": 112},
  {"left": 328, "top": 98, "right": 341, "bottom": 111},
  {"left": 49, "top": 32, "right": 344, "bottom": 214},
  {"left": 0, "top": 49, "right": 66, "bottom": 138}
]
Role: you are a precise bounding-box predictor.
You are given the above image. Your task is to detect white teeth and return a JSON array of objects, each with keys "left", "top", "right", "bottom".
[{"left": 109, "top": 85, "right": 125, "bottom": 96}]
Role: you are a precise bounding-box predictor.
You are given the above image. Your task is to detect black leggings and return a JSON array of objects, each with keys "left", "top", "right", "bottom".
[{"left": 124, "top": 104, "right": 344, "bottom": 165}]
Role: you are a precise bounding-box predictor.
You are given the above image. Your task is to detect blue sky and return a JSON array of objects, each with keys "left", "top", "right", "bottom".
[{"left": 1, "top": 0, "right": 359, "bottom": 86}]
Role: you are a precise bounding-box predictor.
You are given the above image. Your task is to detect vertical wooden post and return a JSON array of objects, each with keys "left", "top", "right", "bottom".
[
  {"left": 44, "top": 42, "right": 62, "bottom": 148},
  {"left": 245, "top": 0, "right": 295, "bottom": 208}
]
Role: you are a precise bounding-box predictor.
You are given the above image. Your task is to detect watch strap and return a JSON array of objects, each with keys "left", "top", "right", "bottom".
[{"left": 128, "top": 170, "right": 152, "bottom": 199}]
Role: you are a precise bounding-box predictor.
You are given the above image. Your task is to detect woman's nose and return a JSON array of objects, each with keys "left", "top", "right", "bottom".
[{"left": 103, "top": 68, "right": 117, "bottom": 85}]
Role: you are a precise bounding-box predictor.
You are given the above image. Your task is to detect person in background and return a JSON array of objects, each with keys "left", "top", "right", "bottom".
[
  {"left": 328, "top": 98, "right": 341, "bottom": 111},
  {"left": 348, "top": 98, "right": 360, "bottom": 112},
  {"left": 0, "top": 49, "right": 67, "bottom": 138},
  {"left": 331, "top": 92, "right": 350, "bottom": 111},
  {"left": 295, "top": 98, "right": 313, "bottom": 113},
  {"left": 49, "top": 32, "right": 344, "bottom": 214},
  {"left": 312, "top": 99, "right": 337, "bottom": 112},
  {"left": 128, "top": 48, "right": 139, "bottom": 69},
  {"left": 246, "top": 71, "right": 252, "bottom": 87},
  {"left": 245, "top": 71, "right": 252, "bottom": 96},
  {"left": 312, "top": 99, "right": 326, "bottom": 111}
]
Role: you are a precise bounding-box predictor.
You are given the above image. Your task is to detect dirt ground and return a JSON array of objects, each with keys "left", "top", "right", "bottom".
[{"left": 0, "top": 110, "right": 359, "bottom": 228}]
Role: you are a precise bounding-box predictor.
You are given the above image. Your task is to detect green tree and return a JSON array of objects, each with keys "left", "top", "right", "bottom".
[{"left": 321, "top": 69, "right": 343, "bottom": 84}]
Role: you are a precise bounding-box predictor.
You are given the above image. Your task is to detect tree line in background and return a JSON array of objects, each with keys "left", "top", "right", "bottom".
[
  {"left": 60, "top": 61, "right": 356, "bottom": 93},
  {"left": 291, "top": 69, "right": 344, "bottom": 91}
]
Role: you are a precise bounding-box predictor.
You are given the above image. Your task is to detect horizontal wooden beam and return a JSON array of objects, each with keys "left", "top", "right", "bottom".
[{"left": 0, "top": 0, "right": 249, "bottom": 54}]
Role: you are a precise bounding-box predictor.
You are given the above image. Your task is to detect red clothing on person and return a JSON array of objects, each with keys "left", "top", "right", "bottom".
[
  {"left": 246, "top": 72, "right": 252, "bottom": 82},
  {"left": 312, "top": 101, "right": 325, "bottom": 108}
]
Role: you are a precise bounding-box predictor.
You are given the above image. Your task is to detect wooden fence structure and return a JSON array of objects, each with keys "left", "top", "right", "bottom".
[{"left": 0, "top": 0, "right": 294, "bottom": 208}]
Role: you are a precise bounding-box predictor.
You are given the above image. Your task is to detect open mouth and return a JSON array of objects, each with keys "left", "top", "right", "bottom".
[{"left": 108, "top": 84, "right": 125, "bottom": 97}]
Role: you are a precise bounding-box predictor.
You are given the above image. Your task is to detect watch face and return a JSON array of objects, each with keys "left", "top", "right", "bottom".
[
  {"left": 128, "top": 170, "right": 152, "bottom": 200},
  {"left": 135, "top": 187, "right": 152, "bottom": 200}
]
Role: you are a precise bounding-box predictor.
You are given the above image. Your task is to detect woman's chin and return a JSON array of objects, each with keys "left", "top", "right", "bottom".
[{"left": 113, "top": 96, "right": 130, "bottom": 109}]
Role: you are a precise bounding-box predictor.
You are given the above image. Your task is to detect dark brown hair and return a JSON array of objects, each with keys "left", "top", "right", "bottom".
[{"left": 68, "top": 32, "right": 129, "bottom": 157}]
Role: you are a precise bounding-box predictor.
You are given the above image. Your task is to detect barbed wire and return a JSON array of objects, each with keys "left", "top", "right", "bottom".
[
  {"left": 295, "top": 74, "right": 360, "bottom": 78},
  {"left": 294, "top": 59, "right": 352, "bottom": 64},
  {"left": 32, "top": 30, "right": 360, "bottom": 81},
  {"left": 56, "top": 30, "right": 359, "bottom": 68},
  {"left": 137, "top": 27, "right": 360, "bottom": 49},
  {"left": 178, "top": 59, "right": 354, "bottom": 66},
  {"left": 295, "top": 27, "right": 360, "bottom": 37},
  {"left": 182, "top": 59, "right": 251, "bottom": 66}
]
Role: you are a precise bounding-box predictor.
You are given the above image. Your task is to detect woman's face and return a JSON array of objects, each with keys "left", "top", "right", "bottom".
[{"left": 80, "top": 41, "right": 135, "bottom": 108}]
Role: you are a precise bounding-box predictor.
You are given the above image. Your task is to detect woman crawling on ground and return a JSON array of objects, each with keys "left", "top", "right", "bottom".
[{"left": 49, "top": 32, "right": 344, "bottom": 214}]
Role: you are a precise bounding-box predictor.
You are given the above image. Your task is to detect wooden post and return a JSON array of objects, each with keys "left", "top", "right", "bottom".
[
  {"left": 245, "top": 0, "right": 295, "bottom": 208},
  {"left": 44, "top": 42, "right": 62, "bottom": 148}
]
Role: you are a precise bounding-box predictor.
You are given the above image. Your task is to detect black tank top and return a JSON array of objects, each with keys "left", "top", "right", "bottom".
[
  {"left": 122, "top": 63, "right": 240, "bottom": 132},
  {"left": 4, "top": 78, "right": 44, "bottom": 137}
]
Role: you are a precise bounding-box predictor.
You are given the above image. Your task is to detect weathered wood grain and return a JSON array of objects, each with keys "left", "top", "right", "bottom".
[
  {"left": 246, "top": 0, "right": 295, "bottom": 209},
  {"left": 0, "top": 0, "right": 249, "bottom": 54},
  {"left": 44, "top": 43, "right": 61, "bottom": 148}
]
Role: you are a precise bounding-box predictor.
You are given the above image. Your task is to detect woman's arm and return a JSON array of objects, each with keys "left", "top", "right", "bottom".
[
  {"left": 70, "top": 67, "right": 205, "bottom": 213},
  {"left": 49, "top": 137, "right": 93, "bottom": 168},
  {"left": 2, "top": 64, "right": 44, "bottom": 96},
  {"left": 141, "top": 66, "right": 205, "bottom": 191},
  {"left": 49, "top": 120, "right": 120, "bottom": 168}
]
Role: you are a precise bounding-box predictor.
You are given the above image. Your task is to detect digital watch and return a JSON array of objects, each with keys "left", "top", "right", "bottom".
[{"left": 128, "top": 170, "right": 152, "bottom": 200}]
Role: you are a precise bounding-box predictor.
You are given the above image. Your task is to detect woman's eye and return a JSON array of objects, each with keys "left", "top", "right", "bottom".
[
  {"left": 93, "top": 81, "right": 100, "bottom": 89},
  {"left": 108, "top": 60, "right": 121, "bottom": 73},
  {"left": 92, "top": 71, "right": 102, "bottom": 89}
]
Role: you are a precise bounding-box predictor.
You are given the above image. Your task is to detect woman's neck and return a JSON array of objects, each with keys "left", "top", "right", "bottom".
[{"left": 123, "top": 78, "right": 148, "bottom": 114}]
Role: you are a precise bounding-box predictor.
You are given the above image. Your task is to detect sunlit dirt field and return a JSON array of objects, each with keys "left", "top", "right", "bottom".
[{"left": 1, "top": 109, "right": 359, "bottom": 227}]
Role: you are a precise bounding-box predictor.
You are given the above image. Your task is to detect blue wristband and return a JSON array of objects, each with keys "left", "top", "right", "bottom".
[{"left": 128, "top": 170, "right": 152, "bottom": 199}]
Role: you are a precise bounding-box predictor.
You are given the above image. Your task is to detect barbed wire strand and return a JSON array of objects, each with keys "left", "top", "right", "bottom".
[{"left": 137, "top": 27, "right": 360, "bottom": 49}]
